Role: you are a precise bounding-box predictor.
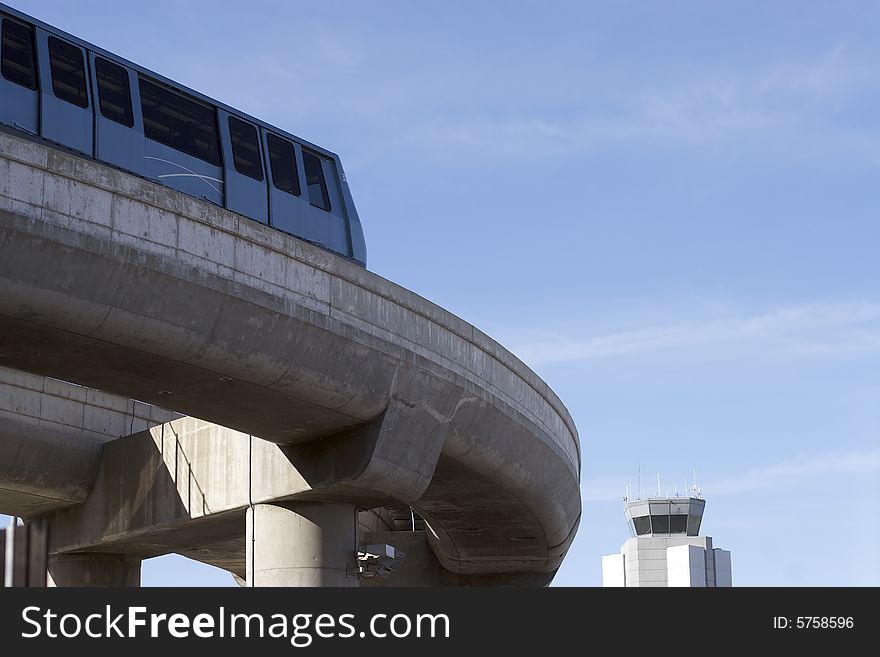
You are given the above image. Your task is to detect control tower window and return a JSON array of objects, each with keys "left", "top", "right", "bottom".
[
  {"left": 48, "top": 37, "right": 88, "bottom": 108},
  {"left": 95, "top": 57, "right": 133, "bottom": 127},
  {"left": 651, "top": 514, "right": 670, "bottom": 534},
  {"left": 302, "top": 149, "right": 331, "bottom": 211},
  {"left": 669, "top": 514, "right": 688, "bottom": 533},
  {"left": 632, "top": 516, "right": 651, "bottom": 536},
  {"left": 1, "top": 19, "right": 38, "bottom": 90},
  {"left": 228, "top": 116, "right": 263, "bottom": 181}
]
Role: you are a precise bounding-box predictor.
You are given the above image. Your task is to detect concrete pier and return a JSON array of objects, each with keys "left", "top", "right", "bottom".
[{"left": 246, "top": 503, "right": 357, "bottom": 587}]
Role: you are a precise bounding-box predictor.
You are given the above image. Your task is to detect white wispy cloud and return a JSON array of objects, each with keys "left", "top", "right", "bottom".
[
  {"left": 411, "top": 100, "right": 774, "bottom": 157},
  {"left": 710, "top": 448, "right": 880, "bottom": 495},
  {"left": 756, "top": 40, "right": 855, "bottom": 98},
  {"left": 583, "top": 447, "right": 880, "bottom": 502},
  {"left": 407, "top": 41, "right": 875, "bottom": 157},
  {"left": 511, "top": 301, "right": 880, "bottom": 365}
]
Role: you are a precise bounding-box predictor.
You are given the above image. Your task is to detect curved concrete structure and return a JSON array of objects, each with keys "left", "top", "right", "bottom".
[{"left": 0, "top": 130, "right": 580, "bottom": 583}]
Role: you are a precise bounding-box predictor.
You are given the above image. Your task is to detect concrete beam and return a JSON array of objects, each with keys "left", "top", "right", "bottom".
[
  {"left": 44, "top": 416, "right": 439, "bottom": 556},
  {"left": 44, "top": 416, "right": 577, "bottom": 581},
  {"left": 0, "top": 365, "right": 177, "bottom": 516},
  {"left": 48, "top": 553, "right": 141, "bottom": 587}
]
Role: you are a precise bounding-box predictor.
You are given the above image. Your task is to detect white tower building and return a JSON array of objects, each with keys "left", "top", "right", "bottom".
[{"left": 602, "top": 496, "right": 732, "bottom": 587}]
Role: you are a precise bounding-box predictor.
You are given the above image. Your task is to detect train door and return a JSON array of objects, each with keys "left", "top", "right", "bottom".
[
  {"left": 309, "top": 152, "right": 351, "bottom": 258},
  {"left": 89, "top": 53, "right": 143, "bottom": 173},
  {"left": 138, "top": 75, "right": 223, "bottom": 206},
  {"left": 34, "top": 29, "right": 93, "bottom": 155},
  {"left": 218, "top": 111, "right": 268, "bottom": 224},
  {"left": 262, "top": 129, "right": 329, "bottom": 246},
  {"left": 0, "top": 15, "right": 39, "bottom": 134}
]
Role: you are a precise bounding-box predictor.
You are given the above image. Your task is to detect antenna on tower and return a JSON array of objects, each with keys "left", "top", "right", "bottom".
[
  {"left": 657, "top": 473, "right": 661, "bottom": 497},
  {"left": 692, "top": 465, "right": 703, "bottom": 498}
]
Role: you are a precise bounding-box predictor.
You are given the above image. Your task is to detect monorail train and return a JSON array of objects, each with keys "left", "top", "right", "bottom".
[{"left": 0, "top": 3, "right": 367, "bottom": 267}]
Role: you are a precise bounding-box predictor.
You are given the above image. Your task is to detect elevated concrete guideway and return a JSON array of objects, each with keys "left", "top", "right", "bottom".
[{"left": 0, "top": 130, "right": 581, "bottom": 585}]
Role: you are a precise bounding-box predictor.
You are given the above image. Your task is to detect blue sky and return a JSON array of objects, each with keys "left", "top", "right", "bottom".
[{"left": 4, "top": 0, "right": 880, "bottom": 586}]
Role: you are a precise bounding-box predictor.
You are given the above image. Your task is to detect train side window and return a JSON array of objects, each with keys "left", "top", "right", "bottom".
[
  {"left": 302, "top": 149, "right": 330, "bottom": 211},
  {"left": 139, "top": 76, "right": 221, "bottom": 166},
  {"left": 1, "top": 19, "right": 38, "bottom": 90},
  {"left": 266, "top": 133, "right": 300, "bottom": 196},
  {"left": 228, "top": 116, "right": 263, "bottom": 181},
  {"left": 95, "top": 57, "right": 133, "bottom": 127},
  {"left": 48, "top": 37, "right": 88, "bottom": 108}
]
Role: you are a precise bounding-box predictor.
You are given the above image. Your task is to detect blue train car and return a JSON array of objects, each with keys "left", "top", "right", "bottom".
[{"left": 0, "top": 3, "right": 367, "bottom": 267}]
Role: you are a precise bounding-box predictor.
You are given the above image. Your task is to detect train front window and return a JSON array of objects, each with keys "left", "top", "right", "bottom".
[
  {"left": 266, "top": 133, "right": 300, "bottom": 196},
  {"left": 48, "top": 37, "right": 88, "bottom": 108},
  {"left": 1, "top": 19, "right": 37, "bottom": 90},
  {"left": 95, "top": 57, "right": 133, "bottom": 127},
  {"left": 139, "top": 77, "right": 221, "bottom": 166},
  {"left": 302, "top": 149, "right": 330, "bottom": 211},
  {"left": 228, "top": 116, "right": 263, "bottom": 181}
]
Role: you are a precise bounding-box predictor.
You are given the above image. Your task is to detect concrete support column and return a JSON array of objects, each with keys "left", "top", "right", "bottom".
[
  {"left": 246, "top": 502, "right": 357, "bottom": 587},
  {"left": 48, "top": 553, "right": 141, "bottom": 587}
]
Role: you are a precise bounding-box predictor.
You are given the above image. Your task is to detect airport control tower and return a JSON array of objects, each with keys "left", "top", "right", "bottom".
[{"left": 602, "top": 496, "right": 732, "bottom": 587}]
